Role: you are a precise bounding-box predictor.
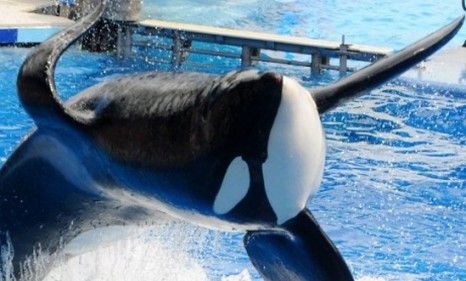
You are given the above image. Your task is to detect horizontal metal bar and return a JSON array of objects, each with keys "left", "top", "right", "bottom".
[
  {"left": 254, "top": 56, "right": 312, "bottom": 67},
  {"left": 135, "top": 40, "right": 381, "bottom": 63},
  {"left": 184, "top": 61, "right": 222, "bottom": 68},
  {"left": 188, "top": 49, "right": 317, "bottom": 68},
  {"left": 320, "top": 64, "right": 356, "bottom": 72},
  {"left": 188, "top": 48, "right": 241, "bottom": 59},
  {"left": 136, "top": 41, "right": 359, "bottom": 71},
  {"left": 133, "top": 41, "right": 173, "bottom": 50},
  {"left": 144, "top": 58, "right": 172, "bottom": 65}
]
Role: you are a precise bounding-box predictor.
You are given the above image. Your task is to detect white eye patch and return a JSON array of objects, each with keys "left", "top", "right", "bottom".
[{"left": 213, "top": 157, "right": 250, "bottom": 215}]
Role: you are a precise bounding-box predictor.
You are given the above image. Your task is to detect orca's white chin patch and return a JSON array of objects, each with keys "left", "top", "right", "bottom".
[{"left": 263, "top": 76, "right": 325, "bottom": 225}]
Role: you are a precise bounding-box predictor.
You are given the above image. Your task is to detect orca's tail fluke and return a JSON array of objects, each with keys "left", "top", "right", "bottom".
[
  {"left": 244, "top": 209, "right": 353, "bottom": 281},
  {"left": 312, "top": 15, "right": 464, "bottom": 114},
  {"left": 16, "top": 1, "right": 107, "bottom": 127}
]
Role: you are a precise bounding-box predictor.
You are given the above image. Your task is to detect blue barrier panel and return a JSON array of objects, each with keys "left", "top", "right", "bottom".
[
  {"left": 0, "top": 29, "right": 18, "bottom": 44},
  {"left": 17, "top": 28, "right": 62, "bottom": 43}
]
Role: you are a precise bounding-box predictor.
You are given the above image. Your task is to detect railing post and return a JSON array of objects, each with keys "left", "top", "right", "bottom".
[
  {"left": 251, "top": 48, "right": 261, "bottom": 64},
  {"left": 241, "top": 46, "right": 260, "bottom": 69},
  {"left": 311, "top": 51, "right": 322, "bottom": 75},
  {"left": 339, "top": 35, "right": 348, "bottom": 76},
  {"left": 171, "top": 34, "right": 191, "bottom": 70},
  {"left": 117, "top": 25, "right": 132, "bottom": 59},
  {"left": 172, "top": 34, "right": 184, "bottom": 69},
  {"left": 241, "top": 46, "right": 252, "bottom": 69}
]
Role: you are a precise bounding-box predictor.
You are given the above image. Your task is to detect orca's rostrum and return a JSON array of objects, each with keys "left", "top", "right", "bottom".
[{"left": 1, "top": 0, "right": 463, "bottom": 280}]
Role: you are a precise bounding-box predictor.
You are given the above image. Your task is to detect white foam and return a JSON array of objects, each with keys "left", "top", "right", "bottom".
[
  {"left": 44, "top": 237, "right": 208, "bottom": 281},
  {"left": 0, "top": 233, "right": 14, "bottom": 281},
  {"left": 42, "top": 224, "right": 211, "bottom": 281},
  {"left": 0, "top": 222, "right": 253, "bottom": 281},
  {"left": 357, "top": 277, "right": 386, "bottom": 281},
  {"left": 0, "top": 228, "right": 396, "bottom": 281},
  {"left": 221, "top": 269, "right": 252, "bottom": 281}
]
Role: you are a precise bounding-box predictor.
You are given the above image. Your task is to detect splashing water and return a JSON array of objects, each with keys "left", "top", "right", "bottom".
[
  {"left": 0, "top": 224, "right": 391, "bottom": 281},
  {"left": 44, "top": 226, "right": 210, "bottom": 281},
  {"left": 0, "top": 222, "right": 252, "bottom": 281}
]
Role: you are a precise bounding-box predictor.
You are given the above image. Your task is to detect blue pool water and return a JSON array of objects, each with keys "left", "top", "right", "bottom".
[
  {"left": 1, "top": 0, "right": 466, "bottom": 280},
  {"left": 143, "top": 0, "right": 466, "bottom": 49}
]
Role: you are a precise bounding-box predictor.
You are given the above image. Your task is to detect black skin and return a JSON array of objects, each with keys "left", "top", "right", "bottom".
[{"left": 1, "top": 70, "right": 283, "bottom": 278}]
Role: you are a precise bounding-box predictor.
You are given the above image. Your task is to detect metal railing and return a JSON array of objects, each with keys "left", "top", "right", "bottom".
[{"left": 130, "top": 19, "right": 391, "bottom": 74}]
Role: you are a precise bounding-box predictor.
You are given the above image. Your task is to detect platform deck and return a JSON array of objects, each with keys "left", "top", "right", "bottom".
[{"left": 0, "top": 0, "right": 72, "bottom": 28}]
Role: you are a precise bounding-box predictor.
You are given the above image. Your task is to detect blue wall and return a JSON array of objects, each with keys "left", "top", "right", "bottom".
[{"left": 0, "top": 29, "right": 18, "bottom": 44}]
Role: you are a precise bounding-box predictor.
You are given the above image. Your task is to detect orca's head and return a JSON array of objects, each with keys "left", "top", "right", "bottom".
[
  {"left": 212, "top": 71, "right": 324, "bottom": 226},
  {"left": 214, "top": 11, "right": 466, "bottom": 225}
]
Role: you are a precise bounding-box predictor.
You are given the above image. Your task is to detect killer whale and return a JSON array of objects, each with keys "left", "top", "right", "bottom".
[{"left": 0, "top": 0, "right": 463, "bottom": 279}]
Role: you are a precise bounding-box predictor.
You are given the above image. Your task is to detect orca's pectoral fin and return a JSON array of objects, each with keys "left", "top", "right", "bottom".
[
  {"left": 243, "top": 209, "right": 353, "bottom": 281},
  {"left": 312, "top": 15, "right": 464, "bottom": 114}
]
